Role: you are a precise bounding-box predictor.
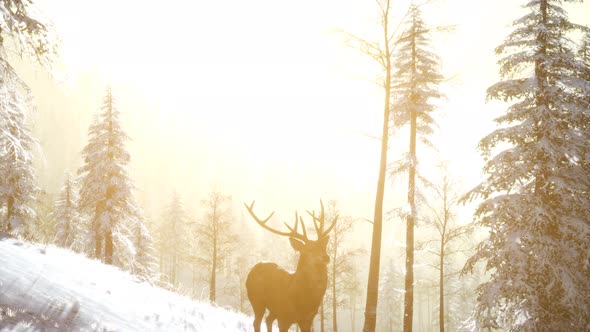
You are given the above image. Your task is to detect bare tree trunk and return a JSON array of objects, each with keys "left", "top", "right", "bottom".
[
  {"left": 95, "top": 231, "right": 102, "bottom": 260},
  {"left": 94, "top": 205, "right": 103, "bottom": 260},
  {"left": 193, "top": 260, "right": 198, "bottom": 297},
  {"left": 403, "top": 15, "right": 417, "bottom": 332},
  {"left": 363, "top": 2, "right": 392, "bottom": 331},
  {"left": 210, "top": 237, "right": 217, "bottom": 303},
  {"left": 439, "top": 240, "right": 445, "bottom": 332},
  {"left": 402, "top": 113, "right": 416, "bottom": 332},
  {"left": 5, "top": 196, "right": 13, "bottom": 232},
  {"left": 172, "top": 252, "right": 177, "bottom": 287},
  {"left": 332, "top": 227, "right": 338, "bottom": 332},
  {"left": 320, "top": 300, "right": 325, "bottom": 332},
  {"left": 239, "top": 274, "right": 244, "bottom": 312},
  {"left": 439, "top": 189, "right": 448, "bottom": 332},
  {"left": 351, "top": 296, "right": 356, "bottom": 332},
  {"left": 104, "top": 229, "right": 113, "bottom": 265},
  {"left": 159, "top": 250, "right": 164, "bottom": 280}
]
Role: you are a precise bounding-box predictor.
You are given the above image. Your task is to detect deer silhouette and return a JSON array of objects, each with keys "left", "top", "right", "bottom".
[{"left": 244, "top": 200, "right": 337, "bottom": 332}]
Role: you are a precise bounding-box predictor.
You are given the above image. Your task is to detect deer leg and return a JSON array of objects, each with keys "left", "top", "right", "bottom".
[
  {"left": 251, "top": 303, "right": 265, "bottom": 332},
  {"left": 265, "top": 312, "right": 275, "bottom": 331},
  {"left": 277, "top": 320, "right": 292, "bottom": 332},
  {"left": 298, "top": 319, "right": 312, "bottom": 332}
]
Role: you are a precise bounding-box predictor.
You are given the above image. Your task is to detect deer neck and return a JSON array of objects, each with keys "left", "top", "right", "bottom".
[{"left": 292, "top": 260, "right": 328, "bottom": 312}]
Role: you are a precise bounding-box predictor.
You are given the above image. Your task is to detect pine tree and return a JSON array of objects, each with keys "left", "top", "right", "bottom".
[
  {"left": 579, "top": 31, "right": 590, "bottom": 68},
  {"left": 463, "top": 1, "right": 590, "bottom": 330},
  {"left": 0, "top": 60, "right": 37, "bottom": 238},
  {"left": 33, "top": 190, "right": 56, "bottom": 243},
  {"left": 158, "top": 192, "right": 190, "bottom": 288},
  {"left": 77, "top": 87, "right": 149, "bottom": 268},
  {"left": 390, "top": 4, "right": 444, "bottom": 331},
  {"left": 0, "top": 0, "right": 56, "bottom": 65},
  {"left": 129, "top": 212, "right": 158, "bottom": 282},
  {"left": 377, "top": 256, "right": 404, "bottom": 332},
  {"left": 51, "top": 173, "right": 85, "bottom": 251}
]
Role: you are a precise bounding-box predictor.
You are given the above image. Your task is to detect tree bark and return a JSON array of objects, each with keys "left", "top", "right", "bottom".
[
  {"left": 95, "top": 225, "right": 102, "bottom": 261},
  {"left": 403, "top": 15, "right": 417, "bottom": 332},
  {"left": 210, "top": 240, "right": 217, "bottom": 303},
  {"left": 104, "top": 229, "right": 113, "bottom": 265},
  {"left": 172, "top": 251, "right": 177, "bottom": 287},
  {"left": 320, "top": 300, "right": 325, "bottom": 332},
  {"left": 193, "top": 260, "right": 198, "bottom": 297},
  {"left": 439, "top": 239, "right": 445, "bottom": 332},
  {"left": 362, "top": 2, "right": 392, "bottom": 331},
  {"left": 5, "top": 195, "right": 14, "bottom": 232},
  {"left": 332, "top": 228, "right": 338, "bottom": 332},
  {"left": 351, "top": 295, "right": 356, "bottom": 332},
  {"left": 363, "top": 78, "right": 389, "bottom": 332}
]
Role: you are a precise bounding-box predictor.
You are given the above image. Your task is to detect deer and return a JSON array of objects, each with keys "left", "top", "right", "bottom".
[{"left": 244, "top": 200, "right": 337, "bottom": 332}]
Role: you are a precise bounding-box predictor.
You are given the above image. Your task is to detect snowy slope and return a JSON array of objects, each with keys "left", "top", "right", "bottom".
[{"left": 0, "top": 233, "right": 254, "bottom": 331}]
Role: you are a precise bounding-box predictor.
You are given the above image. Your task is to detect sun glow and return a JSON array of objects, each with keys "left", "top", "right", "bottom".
[{"left": 30, "top": 0, "right": 590, "bottom": 220}]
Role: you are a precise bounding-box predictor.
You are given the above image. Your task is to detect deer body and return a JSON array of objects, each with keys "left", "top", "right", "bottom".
[
  {"left": 244, "top": 201, "right": 336, "bottom": 332},
  {"left": 247, "top": 261, "right": 327, "bottom": 331}
]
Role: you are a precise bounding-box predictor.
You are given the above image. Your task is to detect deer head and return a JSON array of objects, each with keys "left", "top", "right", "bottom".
[{"left": 244, "top": 200, "right": 337, "bottom": 332}]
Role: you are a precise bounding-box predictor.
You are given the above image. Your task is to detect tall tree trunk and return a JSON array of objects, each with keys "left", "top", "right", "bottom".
[
  {"left": 332, "top": 273, "right": 337, "bottom": 331},
  {"left": 193, "top": 260, "right": 198, "bottom": 297},
  {"left": 332, "top": 227, "right": 338, "bottom": 332},
  {"left": 239, "top": 274, "right": 244, "bottom": 312},
  {"left": 439, "top": 240, "right": 445, "bottom": 332},
  {"left": 351, "top": 296, "right": 356, "bottom": 332},
  {"left": 105, "top": 97, "right": 114, "bottom": 266},
  {"left": 95, "top": 229, "right": 102, "bottom": 260},
  {"left": 210, "top": 236, "right": 217, "bottom": 303},
  {"left": 159, "top": 250, "right": 164, "bottom": 282},
  {"left": 65, "top": 187, "right": 71, "bottom": 246},
  {"left": 320, "top": 300, "right": 325, "bottom": 332},
  {"left": 438, "top": 222, "right": 448, "bottom": 332},
  {"left": 363, "top": 2, "right": 392, "bottom": 331},
  {"left": 403, "top": 17, "right": 417, "bottom": 332},
  {"left": 104, "top": 229, "right": 113, "bottom": 265},
  {"left": 5, "top": 195, "right": 14, "bottom": 232},
  {"left": 534, "top": 0, "right": 549, "bottom": 196},
  {"left": 172, "top": 252, "right": 177, "bottom": 287}
]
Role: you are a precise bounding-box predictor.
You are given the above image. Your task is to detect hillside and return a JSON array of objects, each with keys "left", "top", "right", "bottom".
[{"left": 0, "top": 233, "right": 253, "bottom": 331}]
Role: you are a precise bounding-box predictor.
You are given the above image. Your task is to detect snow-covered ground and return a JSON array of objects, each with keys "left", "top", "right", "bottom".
[{"left": 0, "top": 233, "right": 255, "bottom": 331}]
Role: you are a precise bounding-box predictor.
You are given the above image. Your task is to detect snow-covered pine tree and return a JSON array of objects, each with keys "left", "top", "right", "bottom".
[
  {"left": 0, "top": 59, "right": 37, "bottom": 239},
  {"left": 580, "top": 31, "right": 590, "bottom": 68},
  {"left": 0, "top": 0, "right": 56, "bottom": 66},
  {"left": 463, "top": 1, "right": 590, "bottom": 330},
  {"left": 158, "top": 192, "right": 190, "bottom": 288},
  {"left": 51, "top": 173, "right": 85, "bottom": 251},
  {"left": 390, "top": 4, "right": 444, "bottom": 331},
  {"left": 377, "top": 256, "right": 404, "bottom": 332},
  {"left": 129, "top": 211, "right": 158, "bottom": 282},
  {"left": 576, "top": 28, "right": 590, "bottom": 331},
  {"left": 77, "top": 87, "right": 154, "bottom": 271},
  {"left": 33, "top": 190, "right": 55, "bottom": 243}
]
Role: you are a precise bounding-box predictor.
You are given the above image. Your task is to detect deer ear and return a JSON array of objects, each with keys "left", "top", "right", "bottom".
[{"left": 289, "top": 237, "right": 305, "bottom": 251}]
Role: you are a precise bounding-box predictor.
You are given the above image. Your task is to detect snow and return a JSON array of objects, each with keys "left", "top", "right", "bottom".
[{"left": 0, "top": 233, "right": 255, "bottom": 331}]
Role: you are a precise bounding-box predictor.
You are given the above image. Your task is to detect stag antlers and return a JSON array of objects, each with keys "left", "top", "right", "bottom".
[{"left": 244, "top": 200, "right": 337, "bottom": 243}]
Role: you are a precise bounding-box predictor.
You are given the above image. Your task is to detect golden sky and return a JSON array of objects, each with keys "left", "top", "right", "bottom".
[{"left": 25, "top": 0, "right": 590, "bottom": 228}]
